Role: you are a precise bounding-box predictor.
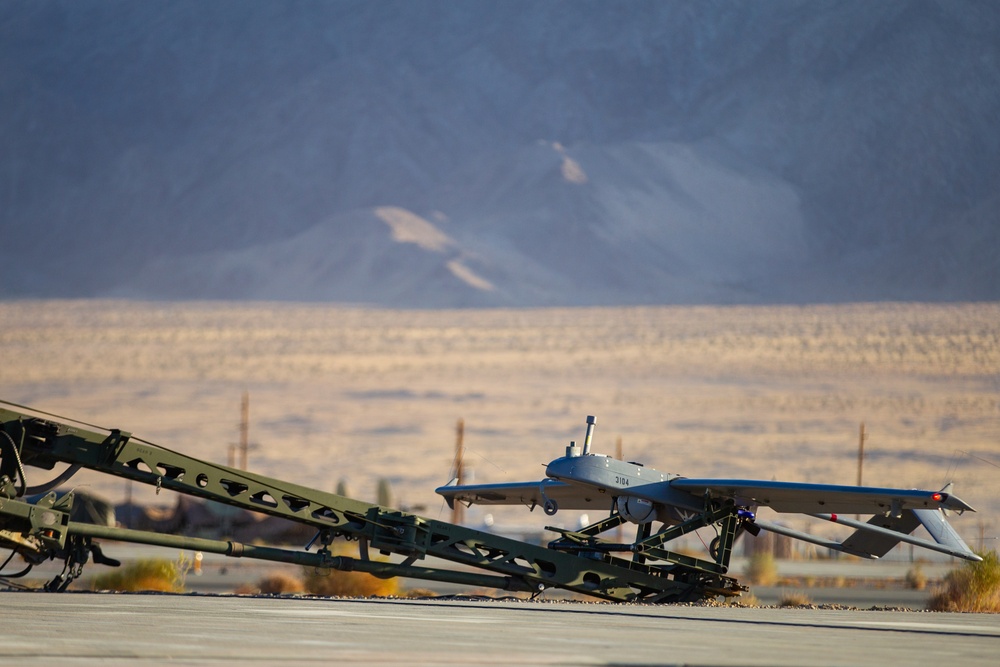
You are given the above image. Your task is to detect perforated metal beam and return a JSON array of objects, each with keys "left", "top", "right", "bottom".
[{"left": 1, "top": 403, "right": 744, "bottom": 602}]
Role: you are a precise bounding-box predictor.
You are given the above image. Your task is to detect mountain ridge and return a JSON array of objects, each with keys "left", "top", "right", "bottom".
[{"left": 2, "top": 0, "right": 998, "bottom": 305}]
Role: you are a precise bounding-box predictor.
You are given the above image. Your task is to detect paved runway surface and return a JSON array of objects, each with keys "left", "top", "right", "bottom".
[{"left": 2, "top": 591, "right": 998, "bottom": 666}]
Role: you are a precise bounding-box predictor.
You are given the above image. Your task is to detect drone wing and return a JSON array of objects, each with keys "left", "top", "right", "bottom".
[
  {"left": 671, "top": 478, "right": 980, "bottom": 561},
  {"left": 669, "top": 478, "right": 975, "bottom": 514},
  {"left": 435, "top": 478, "right": 611, "bottom": 512}
]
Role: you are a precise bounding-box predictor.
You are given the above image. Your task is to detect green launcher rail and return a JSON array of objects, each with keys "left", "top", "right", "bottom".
[{"left": 0, "top": 402, "right": 744, "bottom": 602}]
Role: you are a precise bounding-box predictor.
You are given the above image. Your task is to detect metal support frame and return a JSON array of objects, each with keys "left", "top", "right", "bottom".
[
  {"left": 0, "top": 403, "right": 746, "bottom": 602},
  {"left": 633, "top": 503, "right": 742, "bottom": 574},
  {"left": 545, "top": 500, "right": 748, "bottom": 597}
]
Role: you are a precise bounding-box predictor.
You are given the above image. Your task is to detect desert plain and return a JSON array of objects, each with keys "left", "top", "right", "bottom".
[{"left": 1, "top": 299, "right": 997, "bottom": 554}]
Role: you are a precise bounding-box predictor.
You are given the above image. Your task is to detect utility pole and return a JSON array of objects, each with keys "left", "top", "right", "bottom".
[
  {"left": 452, "top": 419, "right": 465, "bottom": 525},
  {"left": 855, "top": 422, "right": 866, "bottom": 487},
  {"left": 239, "top": 391, "right": 249, "bottom": 471},
  {"left": 615, "top": 436, "right": 624, "bottom": 545},
  {"left": 855, "top": 422, "right": 866, "bottom": 521}
]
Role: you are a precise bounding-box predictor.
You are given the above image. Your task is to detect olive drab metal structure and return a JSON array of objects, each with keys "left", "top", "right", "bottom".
[{"left": 0, "top": 401, "right": 746, "bottom": 602}]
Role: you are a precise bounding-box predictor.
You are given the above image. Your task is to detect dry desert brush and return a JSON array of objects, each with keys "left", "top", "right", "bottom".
[
  {"left": 302, "top": 565, "right": 399, "bottom": 597},
  {"left": 928, "top": 550, "right": 1000, "bottom": 612},
  {"left": 300, "top": 543, "right": 399, "bottom": 597},
  {"left": 777, "top": 591, "right": 814, "bottom": 608},
  {"left": 743, "top": 552, "right": 779, "bottom": 586},
  {"left": 89, "top": 556, "right": 189, "bottom": 593}
]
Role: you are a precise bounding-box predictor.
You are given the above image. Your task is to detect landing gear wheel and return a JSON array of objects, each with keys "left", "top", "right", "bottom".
[
  {"left": 710, "top": 536, "right": 721, "bottom": 561},
  {"left": 543, "top": 499, "right": 558, "bottom": 516}
]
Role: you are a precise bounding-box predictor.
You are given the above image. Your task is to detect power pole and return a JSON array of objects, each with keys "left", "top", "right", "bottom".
[
  {"left": 855, "top": 422, "right": 866, "bottom": 521},
  {"left": 239, "top": 390, "right": 249, "bottom": 471},
  {"left": 615, "top": 436, "right": 624, "bottom": 544},
  {"left": 855, "top": 422, "right": 866, "bottom": 487},
  {"left": 452, "top": 419, "right": 465, "bottom": 525}
]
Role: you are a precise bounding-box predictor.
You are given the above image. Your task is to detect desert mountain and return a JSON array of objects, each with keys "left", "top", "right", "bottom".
[{"left": 2, "top": 1, "right": 998, "bottom": 306}]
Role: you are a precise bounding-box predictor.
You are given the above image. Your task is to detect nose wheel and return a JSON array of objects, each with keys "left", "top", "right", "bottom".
[{"left": 709, "top": 536, "right": 722, "bottom": 561}]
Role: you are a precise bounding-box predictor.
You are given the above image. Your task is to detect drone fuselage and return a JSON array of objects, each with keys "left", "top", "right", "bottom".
[{"left": 545, "top": 453, "right": 705, "bottom": 524}]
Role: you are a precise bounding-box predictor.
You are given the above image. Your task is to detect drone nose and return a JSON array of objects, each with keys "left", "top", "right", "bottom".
[{"left": 545, "top": 457, "right": 575, "bottom": 480}]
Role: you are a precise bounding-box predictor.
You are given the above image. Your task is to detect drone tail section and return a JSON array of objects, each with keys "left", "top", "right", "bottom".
[
  {"left": 819, "top": 510, "right": 981, "bottom": 562},
  {"left": 912, "top": 507, "right": 980, "bottom": 560},
  {"left": 755, "top": 509, "right": 981, "bottom": 562},
  {"left": 837, "top": 510, "right": 921, "bottom": 558}
]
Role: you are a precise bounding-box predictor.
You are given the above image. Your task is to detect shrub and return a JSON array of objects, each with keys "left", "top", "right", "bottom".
[
  {"left": 257, "top": 571, "right": 307, "bottom": 594},
  {"left": 778, "top": 592, "right": 813, "bottom": 607},
  {"left": 299, "top": 542, "right": 399, "bottom": 597},
  {"left": 928, "top": 550, "right": 1000, "bottom": 612},
  {"left": 302, "top": 566, "right": 399, "bottom": 597},
  {"left": 400, "top": 587, "right": 438, "bottom": 598},
  {"left": 731, "top": 593, "right": 761, "bottom": 607},
  {"left": 90, "top": 557, "right": 188, "bottom": 593},
  {"left": 904, "top": 564, "right": 928, "bottom": 591},
  {"left": 743, "top": 552, "right": 778, "bottom": 586}
]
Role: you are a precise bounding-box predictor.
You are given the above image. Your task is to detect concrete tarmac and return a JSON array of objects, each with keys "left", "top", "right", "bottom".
[{"left": 2, "top": 591, "right": 998, "bottom": 666}]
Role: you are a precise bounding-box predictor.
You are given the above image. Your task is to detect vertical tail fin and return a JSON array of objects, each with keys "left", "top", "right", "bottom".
[{"left": 913, "top": 507, "right": 980, "bottom": 561}]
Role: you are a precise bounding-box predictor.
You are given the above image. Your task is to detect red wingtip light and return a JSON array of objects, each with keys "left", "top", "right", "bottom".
[{"left": 931, "top": 492, "right": 944, "bottom": 502}]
